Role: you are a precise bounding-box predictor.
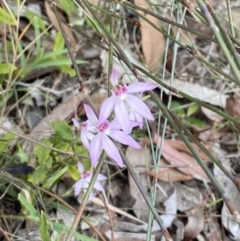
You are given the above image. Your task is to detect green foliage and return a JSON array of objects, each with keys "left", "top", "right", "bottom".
[
  {"left": 54, "top": 32, "right": 65, "bottom": 52},
  {"left": 18, "top": 193, "right": 39, "bottom": 222},
  {"left": 19, "top": 194, "right": 97, "bottom": 240},
  {"left": 16, "top": 149, "right": 29, "bottom": 162},
  {"left": 34, "top": 140, "right": 53, "bottom": 167},
  {"left": 51, "top": 121, "right": 73, "bottom": 141},
  {"left": 186, "top": 103, "right": 199, "bottom": 117},
  {"left": 58, "top": 0, "right": 76, "bottom": 17},
  {"left": 40, "top": 211, "right": 51, "bottom": 241},
  {"left": 0, "top": 132, "right": 15, "bottom": 153},
  {"left": 170, "top": 101, "right": 205, "bottom": 128},
  {"left": 28, "top": 166, "right": 49, "bottom": 185},
  {"left": 0, "top": 7, "right": 16, "bottom": 25},
  {"left": 68, "top": 164, "right": 80, "bottom": 180},
  {"left": 43, "top": 165, "right": 68, "bottom": 189},
  {"left": 0, "top": 63, "right": 17, "bottom": 74}
]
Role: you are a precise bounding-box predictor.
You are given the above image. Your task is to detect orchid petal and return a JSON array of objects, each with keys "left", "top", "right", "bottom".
[
  {"left": 94, "top": 181, "right": 105, "bottom": 192},
  {"left": 84, "top": 104, "right": 98, "bottom": 125},
  {"left": 74, "top": 179, "right": 84, "bottom": 196},
  {"left": 127, "top": 82, "right": 158, "bottom": 93},
  {"left": 110, "top": 69, "right": 119, "bottom": 86},
  {"left": 109, "top": 119, "right": 122, "bottom": 130},
  {"left": 126, "top": 95, "right": 154, "bottom": 120},
  {"left": 109, "top": 130, "right": 141, "bottom": 149},
  {"left": 98, "top": 96, "right": 116, "bottom": 124},
  {"left": 82, "top": 179, "right": 90, "bottom": 189},
  {"left": 72, "top": 118, "right": 80, "bottom": 129},
  {"left": 115, "top": 99, "right": 130, "bottom": 134},
  {"left": 101, "top": 135, "right": 123, "bottom": 167},
  {"left": 88, "top": 192, "right": 94, "bottom": 201},
  {"left": 81, "top": 131, "right": 90, "bottom": 150},
  {"left": 89, "top": 134, "right": 102, "bottom": 167},
  {"left": 77, "top": 162, "right": 84, "bottom": 173},
  {"left": 97, "top": 173, "right": 107, "bottom": 181},
  {"left": 129, "top": 112, "right": 143, "bottom": 129}
]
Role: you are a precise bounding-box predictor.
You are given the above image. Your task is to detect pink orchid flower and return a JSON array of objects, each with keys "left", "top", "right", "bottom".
[
  {"left": 74, "top": 162, "right": 106, "bottom": 200},
  {"left": 84, "top": 104, "right": 141, "bottom": 167},
  {"left": 72, "top": 118, "right": 96, "bottom": 151},
  {"left": 98, "top": 69, "right": 158, "bottom": 134}
]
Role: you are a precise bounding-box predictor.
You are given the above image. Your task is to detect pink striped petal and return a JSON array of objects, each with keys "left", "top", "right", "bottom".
[
  {"left": 98, "top": 95, "right": 116, "bottom": 124},
  {"left": 115, "top": 99, "right": 130, "bottom": 134},
  {"left": 126, "top": 95, "right": 154, "bottom": 120},
  {"left": 89, "top": 134, "right": 102, "bottom": 167},
  {"left": 97, "top": 173, "right": 107, "bottom": 181},
  {"left": 110, "top": 69, "right": 119, "bottom": 86},
  {"left": 88, "top": 192, "right": 94, "bottom": 201},
  {"left": 84, "top": 104, "right": 98, "bottom": 125},
  {"left": 127, "top": 82, "right": 158, "bottom": 93},
  {"left": 74, "top": 179, "right": 84, "bottom": 196},
  {"left": 101, "top": 135, "right": 123, "bottom": 167},
  {"left": 94, "top": 180, "right": 105, "bottom": 192},
  {"left": 77, "top": 162, "right": 84, "bottom": 173},
  {"left": 81, "top": 131, "right": 90, "bottom": 150},
  {"left": 109, "top": 130, "right": 141, "bottom": 149},
  {"left": 72, "top": 118, "right": 80, "bottom": 129}
]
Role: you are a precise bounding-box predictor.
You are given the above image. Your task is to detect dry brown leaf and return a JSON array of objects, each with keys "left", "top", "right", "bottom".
[
  {"left": 134, "top": 0, "right": 165, "bottom": 71},
  {"left": 175, "top": 183, "right": 202, "bottom": 212},
  {"left": 203, "top": 217, "right": 223, "bottom": 241},
  {"left": 184, "top": 208, "right": 204, "bottom": 238},
  {"left": 126, "top": 145, "right": 151, "bottom": 222},
  {"left": 148, "top": 158, "right": 193, "bottom": 182},
  {"left": 44, "top": 1, "right": 76, "bottom": 47},
  {"left": 201, "top": 107, "right": 224, "bottom": 122},
  {"left": 165, "top": 139, "right": 210, "bottom": 160},
  {"left": 226, "top": 96, "right": 240, "bottom": 132},
  {"left": 153, "top": 135, "right": 209, "bottom": 180}
]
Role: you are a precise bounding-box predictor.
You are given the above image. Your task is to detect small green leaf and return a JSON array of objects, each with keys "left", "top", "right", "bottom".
[
  {"left": 34, "top": 49, "right": 68, "bottom": 61},
  {"left": 16, "top": 150, "right": 29, "bottom": 162},
  {"left": 28, "top": 166, "right": 49, "bottom": 185},
  {"left": 187, "top": 103, "right": 199, "bottom": 117},
  {"left": 68, "top": 165, "right": 80, "bottom": 181},
  {"left": 30, "top": 59, "right": 87, "bottom": 69},
  {"left": 0, "top": 90, "right": 14, "bottom": 108},
  {"left": 34, "top": 140, "right": 52, "bottom": 165},
  {"left": 51, "top": 121, "right": 73, "bottom": 141},
  {"left": 18, "top": 193, "right": 39, "bottom": 222},
  {"left": 43, "top": 166, "right": 68, "bottom": 189},
  {"left": 0, "top": 63, "right": 17, "bottom": 74},
  {"left": 25, "top": 10, "right": 46, "bottom": 31},
  {"left": 170, "top": 101, "right": 185, "bottom": 118},
  {"left": 54, "top": 32, "right": 64, "bottom": 51},
  {"left": 0, "top": 132, "right": 15, "bottom": 153},
  {"left": 58, "top": 65, "right": 76, "bottom": 77},
  {"left": 40, "top": 211, "right": 51, "bottom": 241},
  {"left": 187, "top": 117, "right": 206, "bottom": 128},
  {"left": 58, "top": 0, "right": 76, "bottom": 16},
  {"left": 0, "top": 7, "right": 16, "bottom": 25}
]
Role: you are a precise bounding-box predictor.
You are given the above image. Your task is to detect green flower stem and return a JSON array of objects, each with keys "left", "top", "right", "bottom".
[
  {"left": 118, "top": 148, "right": 173, "bottom": 241},
  {"left": 120, "top": 1, "right": 215, "bottom": 43},
  {"left": 168, "top": 110, "right": 240, "bottom": 190},
  {"left": 130, "top": 63, "right": 240, "bottom": 125},
  {"left": 204, "top": 0, "right": 240, "bottom": 70},
  {"left": 66, "top": 154, "right": 105, "bottom": 241},
  {"left": 196, "top": 0, "right": 240, "bottom": 84},
  {"left": 226, "top": 0, "right": 235, "bottom": 37},
  {"left": 51, "top": 2, "right": 96, "bottom": 112},
  {"left": 150, "top": 90, "right": 240, "bottom": 221},
  {"left": 107, "top": 2, "right": 115, "bottom": 97},
  {"left": 78, "top": 0, "right": 136, "bottom": 74}
]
